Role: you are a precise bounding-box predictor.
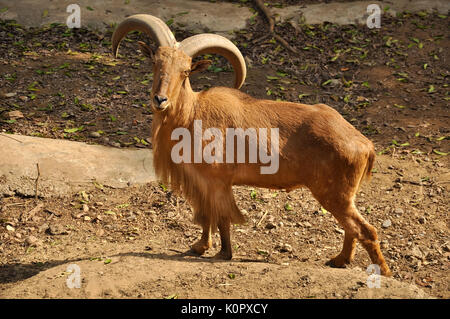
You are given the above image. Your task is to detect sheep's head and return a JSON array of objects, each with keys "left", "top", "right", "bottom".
[{"left": 112, "top": 14, "right": 246, "bottom": 112}]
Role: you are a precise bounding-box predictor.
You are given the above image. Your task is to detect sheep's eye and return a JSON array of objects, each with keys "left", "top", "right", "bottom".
[{"left": 183, "top": 70, "right": 190, "bottom": 77}]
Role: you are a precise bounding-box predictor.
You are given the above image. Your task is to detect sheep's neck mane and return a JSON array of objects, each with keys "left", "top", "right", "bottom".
[{"left": 151, "top": 77, "right": 197, "bottom": 188}]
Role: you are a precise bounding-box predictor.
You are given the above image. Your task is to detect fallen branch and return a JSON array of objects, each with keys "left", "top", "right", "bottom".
[
  {"left": 4, "top": 201, "right": 29, "bottom": 208},
  {"left": 20, "top": 202, "right": 44, "bottom": 222},
  {"left": 254, "top": 0, "right": 299, "bottom": 55},
  {"left": 402, "top": 180, "right": 424, "bottom": 186},
  {"left": 255, "top": 210, "right": 269, "bottom": 228}
]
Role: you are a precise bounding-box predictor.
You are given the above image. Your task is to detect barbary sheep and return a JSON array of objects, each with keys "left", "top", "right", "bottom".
[{"left": 112, "top": 14, "right": 391, "bottom": 276}]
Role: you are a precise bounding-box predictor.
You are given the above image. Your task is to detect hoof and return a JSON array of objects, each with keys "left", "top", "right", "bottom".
[
  {"left": 380, "top": 264, "right": 393, "bottom": 277},
  {"left": 190, "top": 246, "right": 206, "bottom": 256},
  {"left": 190, "top": 243, "right": 209, "bottom": 256},
  {"left": 212, "top": 250, "right": 232, "bottom": 260},
  {"left": 326, "top": 255, "right": 350, "bottom": 268}
]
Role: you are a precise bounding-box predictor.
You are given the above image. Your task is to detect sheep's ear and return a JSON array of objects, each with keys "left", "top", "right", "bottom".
[
  {"left": 190, "top": 60, "right": 212, "bottom": 75},
  {"left": 138, "top": 41, "right": 154, "bottom": 59}
]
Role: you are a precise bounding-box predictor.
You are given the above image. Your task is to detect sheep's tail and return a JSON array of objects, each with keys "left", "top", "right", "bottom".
[
  {"left": 356, "top": 145, "right": 375, "bottom": 193},
  {"left": 365, "top": 148, "right": 375, "bottom": 181}
]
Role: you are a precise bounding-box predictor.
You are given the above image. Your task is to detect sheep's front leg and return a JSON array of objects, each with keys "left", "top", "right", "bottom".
[
  {"left": 213, "top": 217, "right": 232, "bottom": 260},
  {"left": 191, "top": 218, "right": 212, "bottom": 256},
  {"left": 327, "top": 232, "right": 357, "bottom": 267}
]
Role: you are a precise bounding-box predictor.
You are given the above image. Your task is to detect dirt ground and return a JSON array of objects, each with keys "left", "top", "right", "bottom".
[{"left": 0, "top": 5, "right": 449, "bottom": 298}]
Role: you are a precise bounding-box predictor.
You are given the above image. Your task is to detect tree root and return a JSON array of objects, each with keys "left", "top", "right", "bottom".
[{"left": 253, "top": 0, "right": 299, "bottom": 55}]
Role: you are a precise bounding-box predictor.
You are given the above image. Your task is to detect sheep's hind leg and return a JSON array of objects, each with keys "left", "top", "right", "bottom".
[
  {"left": 190, "top": 218, "right": 212, "bottom": 256},
  {"left": 327, "top": 200, "right": 391, "bottom": 276}
]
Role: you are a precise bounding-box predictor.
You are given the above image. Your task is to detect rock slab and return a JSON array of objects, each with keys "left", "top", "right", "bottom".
[{"left": 0, "top": 134, "right": 156, "bottom": 197}]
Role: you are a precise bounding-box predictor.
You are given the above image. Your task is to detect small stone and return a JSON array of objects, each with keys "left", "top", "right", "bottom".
[
  {"left": 19, "top": 95, "right": 28, "bottom": 102},
  {"left": 45, "top": 208, "right": 61, "bottom": 217},
  {"left": 411, "top": 246, "right": 423, "bottom": 259},
  {"left": 334, "top": 227, "right": 345, "bottom": 235},
  {"left": 47, "top": 224, "right": 66, "bottom": 235},
  {"left": 382, "top": 219, "right": 392, "bottom": 228},
  {"left": 380, "top": 240, "right": 389, "bottom": 249},
  {"left": 126, "top": 213, "right": 136, "bottom": 221},
  {"left": 303, "top": 222, "right": 312, "bottom": 228},
  {"left": 73, "top": 212, "right": 85, "bottom": 219},
  {"left": 90, "top": 131, "right": 101, "bottom": 138},
  {"left": 80, "top": 191, "right": 89, "bottom": 202},
  {"left": 25, "top": 235, "right": 40, "bottom": 246},
  {"left": 277, "top": 243, "right": 292, "bottom": 253},
  {"left": 31, "top": 215, "right": 42, "bottom": 223},
  {"left": 38, "top": 223, "right": 49, "bottom": 233},
  {"left": 6, "top": 225, "right": 15, "bottom": 232},
  {"left": 265, "top": 222, "right": 277, "bottom": 230},
  {"left": 4, "top": 92, "right": 17, "bottom": 98},
  {"left": 394, "top": 207, "right": 404, "bottom": 215},
  {"left": 82, "top": 204, "right": 89, "bottom": 212},
  {"left": 109, "top": 141, "right": 121, "bottom": 148},
  {"left": 84, "top": 216, "right": 91, "bottom": 222}
]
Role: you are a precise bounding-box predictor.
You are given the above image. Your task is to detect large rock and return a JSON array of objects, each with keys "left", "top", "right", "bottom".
[
  {"left": 274, "top": 0, "right": 450, "bottom": 26},
  {"left": 0, "top": 0, "right": 252, "bottom": 37},
  {"left": 1, "top": 0, "right": 448, "bottom": 36},
  {"left": 0, "top": 134, "right": 156, "bottom": 197}
]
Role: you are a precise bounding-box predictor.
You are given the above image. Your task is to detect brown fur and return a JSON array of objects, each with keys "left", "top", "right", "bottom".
[{"left": 148, "top": 47, "right": 391, "bottom": 276}]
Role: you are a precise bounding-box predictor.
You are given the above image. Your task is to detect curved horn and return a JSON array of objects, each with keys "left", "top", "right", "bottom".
[
  {"left": 179, "top": 34, "right": 246, "bottom": 89},
  {"left": 112, "top": 14, "right": 177, "bottom": 57}
]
